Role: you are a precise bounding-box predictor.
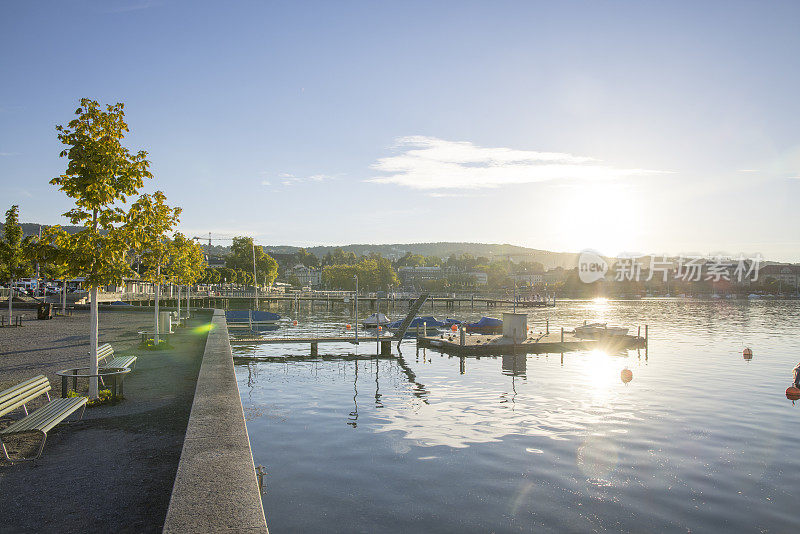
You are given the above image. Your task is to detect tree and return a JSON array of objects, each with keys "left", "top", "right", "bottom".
[
  {"left": 167, "top": 233, "right": 206, "bottom": 319},
  {"left": 128, "top": 191, "right": 181, "bottom": 345},
  {"left": 294, "top": 248, "right": 319, "bottom": 268},
  {"left": 226, "top": 236, "right": 278, "bottom": 287},
  {"left": 0, "top": 206, "right": 28, "bottom": 323},
  {"left": 50, "top": 99, "right": 153, "bottom": 398}
]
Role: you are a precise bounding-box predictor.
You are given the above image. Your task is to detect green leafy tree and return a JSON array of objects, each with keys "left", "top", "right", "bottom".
[
  {"left": 0, "top": 206, "right": 29, "bottom": 322},
  {"left": 226, "top": 236, "right": 278, "bottom": 287},
  {"left": 50, "top": 98, "right": 152, "bottom": 398},
  {"left": 294, "top": 248, "right": 319, "bottom": 268},
  {"left": 167, "top": 233, "right": 206, "bottom": 319},
  {"left": 128, "top": 191, "right": 181, "bottom": 345}
]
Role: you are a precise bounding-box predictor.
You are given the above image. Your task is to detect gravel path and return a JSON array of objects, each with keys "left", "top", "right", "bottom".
[{"left": 0, "top": 307, "right": 211, "bottom": 533}]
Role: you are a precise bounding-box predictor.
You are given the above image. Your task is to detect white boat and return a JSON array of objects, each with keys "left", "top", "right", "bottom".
[
  {"left": 574, "top": 322, "right": 629, "bottom": 338},
  {"left": 361, "top": 313, "right": 390, "bottom": 328}
]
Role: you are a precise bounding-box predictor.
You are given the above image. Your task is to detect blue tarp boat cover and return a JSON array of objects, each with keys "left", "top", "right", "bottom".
[
  {"left": 387, "top": 316, "right": 446, "bottom": 329},
  {"left": 444, "top": 318, "right": 462, "bottom": 325},
  {"left": 225, "top": 310, "right": 281, "bottom": 322},
  {"left": 109, "top": 301, "right": 133, "bottom": 306},
  {"left": 467, "top": 316, "right": 503, "bottom": 328}
]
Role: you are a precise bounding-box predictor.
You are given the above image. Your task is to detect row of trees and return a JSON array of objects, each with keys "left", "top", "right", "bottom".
[
  {"left": 0, "top": 99, "right": 207, "bottom": 398},
  {"left": 321, "top": 255, "right": 400, "bottom": 291}
]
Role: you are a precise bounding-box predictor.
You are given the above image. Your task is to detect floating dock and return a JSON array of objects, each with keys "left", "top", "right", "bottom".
[{"left": 417, "top": 331, "right": 646, "bottom": 356}]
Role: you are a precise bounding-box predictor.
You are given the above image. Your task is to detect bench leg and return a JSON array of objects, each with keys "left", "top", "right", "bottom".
[
  {"left": 62, "top": 375, "right": 68, "bottom": 398},
  {"left": 0, "top": 438, "right": 11, "bottom": 463}
]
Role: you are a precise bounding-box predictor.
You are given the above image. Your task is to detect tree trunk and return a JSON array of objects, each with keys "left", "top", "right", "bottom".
[
  {"left": 154, "top": 278, "right": 160, "bottom": 345},
  {"left": 8, "top": 277, "right": 13, "bottom": 323},
  {"left": 176, "top": 285, "right": 181, "bottom": 325},
  {"left": 186, "top": 284, "right": 191, "bottom": 319},
  {"left": 89, "top": 287, "right": 99, "bottom": 398},
  {"left": 62, "top": 280, "right": 66, "bottom": 315}
]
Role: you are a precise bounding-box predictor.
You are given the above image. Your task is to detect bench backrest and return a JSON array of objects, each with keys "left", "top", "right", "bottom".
[
  {"left": 97, "top": 343, "right": 114, "bottom": 363},
  {"left": 0, "top": 375, "right": 51, "bottom": 418}
]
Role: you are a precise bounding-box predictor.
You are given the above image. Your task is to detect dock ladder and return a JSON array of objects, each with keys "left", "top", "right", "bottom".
[{"left": 393, "top": 293, "right": 429, "bottom": 344}]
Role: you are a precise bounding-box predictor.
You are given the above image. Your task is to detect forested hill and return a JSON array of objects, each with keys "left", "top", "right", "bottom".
[{"left": 263, "top": 242, "right": 581, "bottom": 269}]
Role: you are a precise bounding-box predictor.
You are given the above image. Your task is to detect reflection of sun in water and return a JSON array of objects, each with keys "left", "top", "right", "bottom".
[{"left": 576, "top": 350, "right": 619, "bottom": 400}]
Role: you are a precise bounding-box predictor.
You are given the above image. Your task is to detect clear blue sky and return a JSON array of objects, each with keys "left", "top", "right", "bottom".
[{"left": 2, "top": 1, "right": 799, "bottom": 260}]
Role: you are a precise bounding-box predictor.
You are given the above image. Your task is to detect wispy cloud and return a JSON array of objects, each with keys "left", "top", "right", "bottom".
[
  {"left": 738, "top": 169, "right": 759, "bottom": 173},
  {"left": 366, "top": 136, "right": 667, "bottom": 190},
  {"left": 269, "top": 172, "right": 337, "bottom": 186}
]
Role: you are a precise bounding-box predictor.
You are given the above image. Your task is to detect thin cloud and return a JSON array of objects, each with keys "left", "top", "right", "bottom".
[
  {"left": 738, "top": 169, "right": 759, "bottom": 173},
  {"left": 366, "top": 136, "right": 667, "bottom": 190},
  {"left": 273, "top": 172, "right": 336, "bottom": 186}
]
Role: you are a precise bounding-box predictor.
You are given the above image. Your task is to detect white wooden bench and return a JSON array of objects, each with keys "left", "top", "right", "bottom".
[
  {"left": 0, "top": 376, "right": 87, "bottom": 462},
  {"left": 96, "top": 343, "right": 137, "bottom": 371}
]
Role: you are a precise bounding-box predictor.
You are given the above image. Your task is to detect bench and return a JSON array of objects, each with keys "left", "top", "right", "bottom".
[
  {"left": 97, "top": 343, "right": 137, "bottom": 371},
  {"left": 0, "top": 376, "right": 87, "bottom": 462}
]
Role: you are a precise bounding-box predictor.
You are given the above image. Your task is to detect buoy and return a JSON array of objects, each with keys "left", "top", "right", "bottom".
[
  {"left": 345, "top": 324, "right": 351, "bottom": 330},
  {"left": 787, "top": 386, "right": 800, "bottom": 400},
  {"left": 451, "top": 324, "right": 458, "bottom": 332},
  {"left": 743, "top": 347, "right": 753, "bottom": 359},
  {"left": 292, "top": 320, "right": 298, "bottom": 326},
  {"left": 378, "top": 326, "right": 382, "bottom": 331},
  {"left": 621, "top": 369, "right": 633, "bottom": 383}
]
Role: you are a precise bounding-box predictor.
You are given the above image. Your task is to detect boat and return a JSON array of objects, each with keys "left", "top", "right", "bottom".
[
  {"left": 574, "top": 322, "right": 629, "bottom": 339},
  {"left": 444, "top": 318, "right": 462, "bottom": 326},
  {"left": 465, "top": 316, "right": 503, "bottom": 334},
  {"left": 225, "top": 310, "right": 281, "bottom": 331},
  {"left": 361, "top": 312, "right": 391, "bottom": 328},
  {"left": 387, "top": 316, "right": 445, "bottom": 335}
]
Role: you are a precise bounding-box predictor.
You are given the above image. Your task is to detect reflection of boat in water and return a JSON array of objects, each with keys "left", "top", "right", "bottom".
[
  {"left": 574, "top": 322, "right": 629, "bottom": 339},
  {"left": 465, "top": 316, "right": 503, "bottom": 334},
  {"left": 387, "top": 316, "right": 445, "bottom": 335},
  {"left": 362, "top": 313, "right": 391, "bottom": 328},
  {"left": 226, "top": 310, "right": 281, "bottom": 331}
]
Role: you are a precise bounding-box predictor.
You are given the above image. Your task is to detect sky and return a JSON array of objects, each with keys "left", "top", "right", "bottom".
[{"left": 1, "top": 1, "right": 799, "bottom": 261}]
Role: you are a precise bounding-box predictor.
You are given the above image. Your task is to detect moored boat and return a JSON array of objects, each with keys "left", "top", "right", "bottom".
[
  {"left": 574, "top": 322, "right": 629, "bottom": 338},
  {"left": 465, "top": 316, "right": 503, "bottom": 334},
  {"left": 362, "top": 312, "right": 391, "bottom": 328},
  {"left": 226, "top": 310, "right": 281, "bottom": 331}
]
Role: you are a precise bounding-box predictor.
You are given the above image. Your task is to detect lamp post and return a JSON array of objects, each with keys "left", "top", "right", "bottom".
[{"left": 354, "top": 274, "right": 359, "bottom": 344}]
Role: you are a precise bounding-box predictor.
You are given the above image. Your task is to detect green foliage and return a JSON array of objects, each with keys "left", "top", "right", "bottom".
[
  {"left": 127, "top": 191, "right": 182, "bottom": 284},
  {"left": 322, "top": 255, "right": 400, "bottom": 291},
  {"left": 322, "top": 248, "right": 358, "bottom": 266},
  {"left": 226, "top": 236, "right": 278, "bottom": 286},
  {"left": 0, "top": 206, "right": 30, "bottom": 282},
  {"left": 49, "top": 99, "right": 154, "bottom": 288},
  {"left": 293, "top": 248, "right": 319, "bottom": 268},
  {"left": 67, "top": 388, "right": 115, "bottom": 406},
  {"left": 168, "top": 233, "right": 206, "bottom": 286}
]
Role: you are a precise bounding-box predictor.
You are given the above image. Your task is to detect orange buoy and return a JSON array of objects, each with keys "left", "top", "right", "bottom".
[
  {"left": 451, "top": 324, "right": 458, "bottom": 332},
  {"left": 378, "top": 326, "right": 382, "bottom": 331},
  {"left": 743, "top": 347, "right": 753, "bottom": 359},
  {"left": 620, "top": 369, "right": 633, "bottom": 384},
  {"left": 345, "top": 324, "right": 351, "bottom": 330},
  {"left": 292, "top": 320, "right": 298, "bottom": 326},
  {"left": 787, "top": 386, "right": 800, "bottom": 400}
]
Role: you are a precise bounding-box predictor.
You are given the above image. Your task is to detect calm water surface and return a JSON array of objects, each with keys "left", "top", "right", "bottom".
[{"left": 233, "top": 299, "right": 800, "bottom": 532}]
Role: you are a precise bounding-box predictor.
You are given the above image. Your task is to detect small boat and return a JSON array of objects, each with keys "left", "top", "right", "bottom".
[
  {"left": 574, "top": 322, "right": 629, "bottom": 339},
  {"left": 387, "top": 316, "right": 445, "bottom": 335},
  {"left": 465, "top": 316, "right": 503, "bottom": 334},
  {"left": 226, "top": 310, "right": 281, "bottom": 331},
  {"left": 361, "top": 313, "right": 391, "bottom": 328}
]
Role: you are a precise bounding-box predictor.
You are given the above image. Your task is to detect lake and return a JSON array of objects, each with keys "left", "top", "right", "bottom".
[{"left": 233, "top": 299, "right": 800, "bottom": 532}]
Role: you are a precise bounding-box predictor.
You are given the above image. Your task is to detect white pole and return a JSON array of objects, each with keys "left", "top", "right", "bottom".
[
  {"left": 89, "top": 286, "right": 99, "bottom": 398},
  {"left": 252, "top": 242, "right": 258, "bottom": 310},
  {"left": 354, "top": 275, "right": 359, "bottom": 344},
  {"left": 154, "top": 265, "right": 161, "bottom": 345}
]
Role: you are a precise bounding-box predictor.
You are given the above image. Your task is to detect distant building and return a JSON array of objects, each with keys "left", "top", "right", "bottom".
[
  {"left": 511, "top": 273, "right": 543, "bottom": 286},
  {"left": 398, "top": 266, "right": 442, "bottom": 286},
  {"left": 760, "top": 264, "right": 800, "bottom": 289},
  {"left": 291, "top": 264, "right": 322, "bottom": 287},
  {"left": 466, "top": 271, "right": 488, "bottom": 285},
  {"left": 205, "top": 254, "right": 226, "bottom": 268}
]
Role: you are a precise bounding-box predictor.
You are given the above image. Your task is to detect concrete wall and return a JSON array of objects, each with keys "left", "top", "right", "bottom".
[{"left": 163, "top": 309, "right": 268, "bottom": 533}]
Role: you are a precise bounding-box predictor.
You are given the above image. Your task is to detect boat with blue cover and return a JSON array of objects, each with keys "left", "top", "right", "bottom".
[
  {"left": 387, "top": 316, "right": 446, "bottom": 335},
  {"left": 465, "top": 316, "right": 503, "bottom": 334},
  {"left": 225, "top": 310, "right": 281, "bottom": 331}
]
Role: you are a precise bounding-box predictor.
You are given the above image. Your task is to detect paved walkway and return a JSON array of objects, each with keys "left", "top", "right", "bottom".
[{"left": 0, "top": 308, "right": 210, "bottom": 533}]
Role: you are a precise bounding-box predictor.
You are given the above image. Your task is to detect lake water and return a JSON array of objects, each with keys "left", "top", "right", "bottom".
[{"left": 233, "top": 299, "right": 800, "bottom": 532}]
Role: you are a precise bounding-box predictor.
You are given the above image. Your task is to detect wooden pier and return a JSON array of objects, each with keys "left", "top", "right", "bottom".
[{"left": 229, "top": 334, "right": 395, "bottom": 355}]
